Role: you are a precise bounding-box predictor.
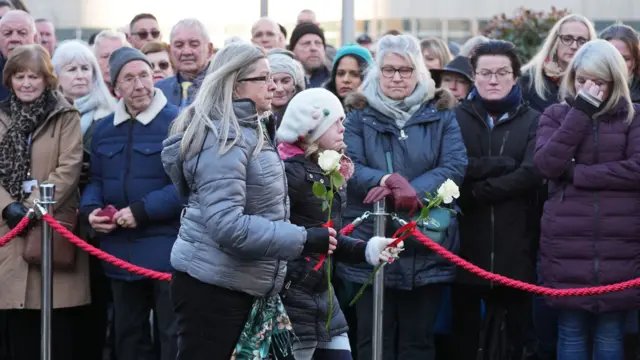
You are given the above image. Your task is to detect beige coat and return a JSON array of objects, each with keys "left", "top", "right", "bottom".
[{"left": 0, "top": 92, "right": 90, "bottom": 309}]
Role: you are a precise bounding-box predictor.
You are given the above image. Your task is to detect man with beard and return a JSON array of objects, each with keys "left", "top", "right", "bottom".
[{"left": 289, "top": 22, "right": 330, "bottom": 88}]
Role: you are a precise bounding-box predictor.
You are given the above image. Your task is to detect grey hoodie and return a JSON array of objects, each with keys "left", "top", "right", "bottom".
[{"left": 161, "top": 100, "right": 308, "bottom": 297}]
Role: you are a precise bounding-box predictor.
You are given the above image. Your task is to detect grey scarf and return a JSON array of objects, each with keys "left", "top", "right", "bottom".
[
  {"left": 362, "top": 81, "right": 430, "bottom": 129},
  {"left": 75, "top": 94, "right": 101, "bottom": 136}
]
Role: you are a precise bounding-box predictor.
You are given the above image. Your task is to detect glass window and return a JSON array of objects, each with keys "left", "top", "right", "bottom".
[
  {"left": 447, "top": 19, "right": 471, "bottom": 41},
  {"left": 416, "top": 19, "right": 441, "bottom": 38},
  {"left": 593, "top": 20, "right": 615, "bottom": 32},
  {"left": 380, "top": 19, "right": 404, "bottom": 34}
]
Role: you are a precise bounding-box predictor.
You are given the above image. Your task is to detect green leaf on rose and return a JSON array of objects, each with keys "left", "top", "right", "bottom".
[
  {"left": 420, "top": 206, "right": 430, "bottom": 220},
  {"left": 322, "top": 201, "right": 328, "bottom": 212},
  {"left": 331, "top": 172, "right": 344, "bottom": 188},
  {"left": 312, "top": 182, "right": 327, "bottom": 198},
  {"left": 327, "top": 189, "right": 334, "bottom": 204}
]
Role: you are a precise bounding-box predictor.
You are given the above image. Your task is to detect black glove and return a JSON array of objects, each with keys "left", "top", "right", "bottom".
[
  {"left": 573, "top": 93, "right": 601, "bottom": 117},
  {"left": 560, "top": 162, "right": 575, "bottom": 182},
  {"left": 2, "top": 202, "right": 28, "bottom": 229},
  {"left": 302, "top": 228, "right": 330, "bottom": 255}
]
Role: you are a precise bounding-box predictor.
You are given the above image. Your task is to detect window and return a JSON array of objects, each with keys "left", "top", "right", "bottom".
[
  {"left": 416, "top": 19, "right": 442, "bottom": 38},
  {"left": 593, "top": 20, "right": 616, "bottom": 32},
  {"left": 380, "top": 19, "right": 404, "bottom": 34},
  {"left": 447, "top": 19, "right": 471, "bottom": 40}
]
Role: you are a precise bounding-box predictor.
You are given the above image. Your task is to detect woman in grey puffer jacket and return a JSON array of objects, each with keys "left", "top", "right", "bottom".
[{"left": 161, "top": 42, "right": 337, "bottom": 360}]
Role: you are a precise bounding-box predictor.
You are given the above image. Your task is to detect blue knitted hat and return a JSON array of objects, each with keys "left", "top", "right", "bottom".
[{"left": 332, "top": 44, "right": 374, "bottom": 68}]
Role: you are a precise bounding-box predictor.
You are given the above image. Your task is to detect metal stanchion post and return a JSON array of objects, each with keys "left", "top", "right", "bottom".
[
  {"left": 39, "top": 184, "right": 56, "bottom": 360},
  {"left": 372, "top": 199, "right": 386, "bottom": 360}
]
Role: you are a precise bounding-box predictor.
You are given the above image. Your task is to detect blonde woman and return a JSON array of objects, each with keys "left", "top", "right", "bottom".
[
  {"left": 161, "top": 42, "right": 337, "bottom": 360},
  {"left": 534, "top": 40, "right": 640, "bottom": 359},
  {"left": 420, "top": 37, "right": 453, "bottom": 70},
  {"left": 520, "top": 14, "right": 596, "bottom": 113}
]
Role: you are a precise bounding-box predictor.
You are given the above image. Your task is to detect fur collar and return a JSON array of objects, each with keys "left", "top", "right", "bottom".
[
  {"left": 344, "top": 87, "right": 457, "bottom": 112},
  {"left": 114, "top": 90, "right": 167, "bottom": 126}
]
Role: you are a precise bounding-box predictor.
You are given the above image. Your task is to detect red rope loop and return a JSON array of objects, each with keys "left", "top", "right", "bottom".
[
  {"left": 41, "top": 214, "right": 172, "bottom": 281},
  {"left": 0, "top": 216, "right": 31, "bottom": 246},
  {"left": 408, "top": 228, "right": 640, "bottom": 297}
]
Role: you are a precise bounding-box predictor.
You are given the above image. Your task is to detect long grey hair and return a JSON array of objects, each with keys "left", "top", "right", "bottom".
[
  {"left": 170, "top": 42, "right": 268, "bottom": 159},
  {"left": 51, "top": 39, "right": 117, "bottom": 111}
]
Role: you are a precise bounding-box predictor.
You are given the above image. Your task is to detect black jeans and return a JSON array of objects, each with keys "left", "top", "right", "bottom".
[
  {"left": 171, "top": 271, "right": 255, "bottom": 360},
  {"left": 73, "top": 255, "right": 112, "bottom": 360},
  {"left": 110, "top": 278, "right": 177, "bottom": 360},
  {"left": 355, "top": 284, "right": 443, "bottom": 360},
  {"left": 451, "top": 284, "right": 528, "bottom": 360},
  {"left": 0, "top": 307, "right": 80, "bottom": 360}
]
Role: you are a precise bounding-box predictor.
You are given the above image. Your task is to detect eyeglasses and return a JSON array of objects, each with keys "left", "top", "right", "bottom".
[
  {"left": 475, "top": 69, "right": 513, "bottom": 80},
  {"left": 238, "top": 75, "right": 274, "bottom": 84},
  {"left": 558, "top": 35, "right": 588, "bottom": 47},
  {"left": 380, "top": 66, "right": 414, "bottom": 79},
  {"left": 151, "top": 61, "right": 170, "bottom": 71},
  {"left": 134, "top": 30, "right": 160, "bottom": 40}
]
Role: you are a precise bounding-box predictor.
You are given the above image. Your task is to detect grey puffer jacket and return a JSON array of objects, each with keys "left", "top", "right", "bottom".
[{"left": 161, "top": 100, "right": 308, "bottom": 297}]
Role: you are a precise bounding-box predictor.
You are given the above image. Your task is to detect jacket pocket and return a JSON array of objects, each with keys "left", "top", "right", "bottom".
[
  {"left": 96, "top": 144, "right": 125, "bottom": 174},
  {"left": 131, "top": 143, "right": 164, "bottom": 178}
]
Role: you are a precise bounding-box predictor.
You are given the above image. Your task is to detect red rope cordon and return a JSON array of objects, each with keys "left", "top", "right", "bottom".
[
  {"left": 0, "top": 216, "right": 31, "bottom": 246},
  {"left": 15, "top": 214, "right": 640, "bottom": 295},
  {"left": 41, "top": 214, "right": 172, "bottom": 281},
  {"left": 408, "top": 227, "right": 640, "bottom": 297}
]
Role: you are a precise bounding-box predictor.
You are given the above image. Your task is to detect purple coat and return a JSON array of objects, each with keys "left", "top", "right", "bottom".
[{"left": 534, "top": 100, "right": 640, "bottom": 313}]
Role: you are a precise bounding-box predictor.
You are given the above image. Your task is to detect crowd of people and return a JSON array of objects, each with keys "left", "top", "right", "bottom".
[{"left": 0, "top": 1, "right": 640, "bottom": 360}]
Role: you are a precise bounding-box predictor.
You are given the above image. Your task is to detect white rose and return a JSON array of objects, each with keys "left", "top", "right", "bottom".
[
  {"left": 317, "top": 150, "right": 342, "bottom": 173},
  {"left": 436, "top": 179, "right": 460, "bottom": 204}
]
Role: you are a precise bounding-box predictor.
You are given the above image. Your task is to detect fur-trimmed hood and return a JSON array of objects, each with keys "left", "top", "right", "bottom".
[{"left": 343, "top": 87, "right": 457, "bottom": 113}]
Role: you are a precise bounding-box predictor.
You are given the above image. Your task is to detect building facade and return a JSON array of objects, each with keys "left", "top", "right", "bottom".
[{"left": 24, "top": 0, "right": 640, "bottom": 46}]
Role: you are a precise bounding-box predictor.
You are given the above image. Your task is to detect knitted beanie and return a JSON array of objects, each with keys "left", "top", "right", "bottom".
[
  {"left": 276, "top": 88, "right": 345, "bottom": 144},
  {"left": 333, "top": 44, "right": 374, "bottom": 68},
  {"left": 289, "top": 23, "right": 325, "bottom": 51},
  {"left": 109, "top": 47, "right": 151, "bottom": 87},
  {"left": 267, "top": 52, "right": 306, "bottom": 91}
]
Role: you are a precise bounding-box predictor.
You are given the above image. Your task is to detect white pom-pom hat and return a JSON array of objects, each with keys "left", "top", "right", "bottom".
[{"left": 276, "top": 88, "right": 346, "bottom": 144}]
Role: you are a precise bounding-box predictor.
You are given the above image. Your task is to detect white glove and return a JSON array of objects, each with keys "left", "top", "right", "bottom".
[{"left": 365, "top": 237, "right": 404, "bottom": 266}]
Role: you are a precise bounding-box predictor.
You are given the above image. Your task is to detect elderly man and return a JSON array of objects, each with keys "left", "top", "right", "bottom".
[
  {"left": 92, "top": 30, "right": 130, "bottom": 92},
  {"left": 155, "top": 18, "right": 213, "bottom": 110},
  {"left": 35, "top": 18, "right": 57, "bottom": 56},
  {"left": 251, "top": 17, "right": 283, "bottom": 50},
  {"left": 289, "top": 22, "right": 330, "bottom": 88},
  {"left": 0, "top": 10, "right": 36, "bottom": 101},
  {"left": 80, "top": 47, "right": 181, "bottom": 360},
  {"left": 128, "top": 13, "right": 162, "bottom": 50}
]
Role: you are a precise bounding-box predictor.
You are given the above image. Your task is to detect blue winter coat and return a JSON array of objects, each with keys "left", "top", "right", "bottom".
[
  {"left": 335, "top": 89, "right": 467, "bottom": 290},
  {"left": 80, "top": 91, "right": 183, "bottom": 280}
]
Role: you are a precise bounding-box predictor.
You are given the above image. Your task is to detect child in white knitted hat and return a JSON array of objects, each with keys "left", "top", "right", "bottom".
[{"left": 276, "top": 88, "right": 402, "bottom": 360}]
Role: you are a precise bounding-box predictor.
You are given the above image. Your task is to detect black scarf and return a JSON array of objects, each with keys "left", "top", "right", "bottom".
[
  {"left": 472, "top": 84, "right": 523, "bottom": 117},
  {"left": 0, "top": 90, "right": 52, "bottom": 201}
]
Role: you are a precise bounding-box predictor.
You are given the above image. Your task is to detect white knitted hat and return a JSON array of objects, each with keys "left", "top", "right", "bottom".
[{"left": 276, "top": 88, "right": 346, "bottom": 144}]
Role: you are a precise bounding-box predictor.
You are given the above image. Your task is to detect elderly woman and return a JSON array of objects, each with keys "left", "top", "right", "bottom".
[
  {"left": 50, "top": 38, "right": 116, "bottom": 360},
  {"left": 324, "top": 44, "right": 374, "bottom": 104},
  {"left": 266, "top": 49, "right": 305, "bottom": 125},
  {"left": 339, "top": 34, "right": 467, "bottom": 360},
  {"left": 600, "top": 24, "right": 640, "bottom": 103},
  {"left": 52, "top": 40, "right": 117, "bottom": 185},
  {"left": 141, "top": 41, "right": 175, "bottom": 84},
  {"left": 452, "top": 40, "right": 543, "bottom": 360},
  {"left": 534, "top": 39, "right": 640, "bottom": 360},
  {"left": 161, "top": 42, "right": 337, "bottom": 360},
  {"left": 0, "top": 44, "right": 86, "bottom": 359}
]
